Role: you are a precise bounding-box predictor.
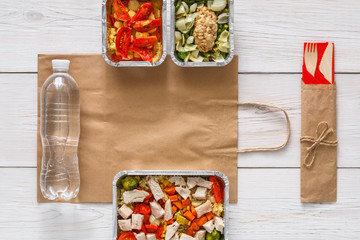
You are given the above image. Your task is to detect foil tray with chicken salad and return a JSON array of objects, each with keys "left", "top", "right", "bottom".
[
  {"left": 173, "top": 0, "right": 232, "bottom": 63},
  {"left": 114, "top": 173, "right": 227, "bottom": 240}
]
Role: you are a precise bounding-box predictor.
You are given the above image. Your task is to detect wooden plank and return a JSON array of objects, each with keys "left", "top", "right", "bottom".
[
  {"left": 0, "top": 0, "right": 360, "bottom": 72},
  {"left": 0, "top": 74, "right": 37, "bottom": 166},
  {"left": 0, "top": 168, "right": 359, "bottom": 239},
  {"left": 1, "top": 73, "right": 359, "bottom": 167}
]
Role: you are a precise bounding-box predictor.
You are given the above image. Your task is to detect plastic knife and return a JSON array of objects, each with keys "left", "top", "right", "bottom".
[{"left": 319, "top": 43, "right": 333, "bottom": 84}]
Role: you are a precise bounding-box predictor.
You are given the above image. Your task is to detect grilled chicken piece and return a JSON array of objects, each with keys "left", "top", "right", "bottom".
[
  {"left": 123, "top": 189, "right": 150, "bottom": 204},
  {"left": 134, "top": 232, "right": 146, "bottom": 240},
  {"left": 195, "top": 200, "right": 212, "bottom": 217},
  {"left": 193, "top": 6, "right": 218, "bottom": 52},
  {"left": 118, "top": 204, "right": 133, "bottom": 219},
  {"left": 175, "top": 187, "right": 191, "bottom": 200},
  {"left": 118, "top": 219, "right": 132, "bottom": 231},
  {"left": 193, "top": 187, "right": 207, "bottom": 200},
  {"left": 169, "top": 176, "right": 186, "bottom": 187},
  {"left": 147, "top": 176, "right": 164, "bottom": 201},
  {"left": 150, "top": 201, "right": 165, "bottom": 219},
  {"left": 164, "top": 199, "right": 173, "bottom": 221},
  {"left": 187, "top": 177, "right": 213, "bottom": 189},
  {"left": 165, "top": 222, "right": 180, "bottom": 240},
  {"left": 194, "top": 230, "right": 206, "bottom": 240},
  {"left": 214, "top": 216, "right": 224, "bottom": 233},
  {"left": 202, "top": 219, "right": 215, "bottom": 233},
  {"left": 131, "top": 214, "right": 144, "bottom": 230},
  {"left": 179, "top": 233, "right": 196, "bottom": 240}
]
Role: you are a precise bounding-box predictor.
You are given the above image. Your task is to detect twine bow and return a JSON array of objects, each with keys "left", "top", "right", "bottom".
[{"left": 300, "top": 121, "right": 338, "bottom": 168}]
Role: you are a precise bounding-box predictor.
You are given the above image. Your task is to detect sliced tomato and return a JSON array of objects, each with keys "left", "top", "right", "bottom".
[
  {"left": 118, "top": 231, "right": 136, "bottom": 240},
  {"left": 116, "top": 27, "right": 132, "bottom": 58},
  {"left": 133, "top": 19, "right": 161, "bottom": 32},
  {"left": 145, "top": 224, "right": 158, "bottom": 233},
  {"left": 130, "top": 2, "right": 154, "bottom": 22},
  {"left": 113, "top": 0, "right": 131, "bottom": 22},
  {"left": 129, "top": 45, "right": 153, "bottom": 62}
]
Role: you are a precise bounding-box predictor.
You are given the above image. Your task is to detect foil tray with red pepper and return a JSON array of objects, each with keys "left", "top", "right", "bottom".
[
  {"left": 102, "top": 0, "right": 167, "bottom": 67},
  {"left": 113, "top": 171, "right": 229, "bottom": 240}
]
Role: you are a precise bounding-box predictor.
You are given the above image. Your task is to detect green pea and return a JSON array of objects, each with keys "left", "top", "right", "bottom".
[{"left": 121, "top": 176, "right": 139, "bottom": 191}]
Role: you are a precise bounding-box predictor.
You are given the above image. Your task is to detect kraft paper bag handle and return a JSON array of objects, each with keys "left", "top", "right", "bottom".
[{"left": 237, "top": 102, "right": 291, "bottom": 153}]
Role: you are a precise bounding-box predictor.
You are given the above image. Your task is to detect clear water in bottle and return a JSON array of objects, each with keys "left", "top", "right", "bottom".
[{"left": 40, "top": 59, "right": 80, "bottom": 200}]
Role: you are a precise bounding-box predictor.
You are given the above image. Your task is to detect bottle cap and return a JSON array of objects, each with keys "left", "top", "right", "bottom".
[{"left": 52, "top": 59, "right": 70, "bottom": 71}]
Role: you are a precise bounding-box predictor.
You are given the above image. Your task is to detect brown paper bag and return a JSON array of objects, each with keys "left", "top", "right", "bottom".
[
  {"left": 300, "top": 82, "right": 338, "bottom": 202},
  {"left": 37, "top": 54, "right": 239, "bottom": 203}
]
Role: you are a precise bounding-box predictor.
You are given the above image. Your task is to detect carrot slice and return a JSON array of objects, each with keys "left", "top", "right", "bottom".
[
  {"left": 172, "top": 206, "right": 178, "bottom": 214},
  {"left": 183, "top": 211, "right": 195, "bottom": 221},
  {"left": 173, "top": 201, "right": 183, "bottom": 209},
  {"left": 190, "top": 221, "right": 200, "bottom": 231},
  {"left": 182, "top": 199, "right": 191, "bottom": 208},
  {"left": 164, "top": 186, "right": 176, "bottom": 195},
  {"left": 185, "top": 227, "right": 195, "bottom": 237},
  {"left": 168, "top": 195, "right": 178, "bottom": 202},
  {"left": 205, "top": 212, "right": 214, "bottom": 220},
  {"left": 190, "top": 206, "right": 197, "bottom": 217},
  {"left": 193, "top": 216, "right": 207, "bottom": 226}
]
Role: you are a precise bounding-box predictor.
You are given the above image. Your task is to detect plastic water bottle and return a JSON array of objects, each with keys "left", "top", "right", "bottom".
[{"left": 40, "top": 60, "right": 80, "bottom": 200}]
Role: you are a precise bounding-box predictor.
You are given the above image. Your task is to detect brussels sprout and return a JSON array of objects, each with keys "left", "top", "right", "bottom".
[
  {"left": 121, "top": 176, "right": 139, "bottom": 190},
  {"left": 206, "top": 229, "right": 221, "bottom": 240}
]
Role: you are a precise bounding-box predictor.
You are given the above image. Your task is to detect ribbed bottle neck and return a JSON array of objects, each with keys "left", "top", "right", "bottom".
[{"left": 53, "top": 69, "right": 68, "bottom": 73}]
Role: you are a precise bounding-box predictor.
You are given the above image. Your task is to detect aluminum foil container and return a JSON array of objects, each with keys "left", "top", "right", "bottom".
[
  {"left": 102, "top": 0, "right": 167, "bottom": 67},
  {"left": 170, "top": 0, "right": 234, "bottom": 67},
  {"left": 112, "top": 170, "right": 229, "bottom": 240}
]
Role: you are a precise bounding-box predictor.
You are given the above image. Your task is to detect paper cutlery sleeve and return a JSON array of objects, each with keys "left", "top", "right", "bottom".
[{"left": 300, "top": 81, "right": 338, "bottom": 202}]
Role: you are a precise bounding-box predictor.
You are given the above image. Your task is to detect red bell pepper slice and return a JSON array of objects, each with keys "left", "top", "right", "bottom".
[
  {"left": 133, "top": 19, "right": 161, "bottom": 32},
  {"left": 155, "top": 225, "right": 164, "bottom": 239},
  {"left": 133, "top": 203, "right": 151, "bottom": 215},
  {"left": 143, "top": 214, "right": 150, "bottom": 224},
  {"left": 209, "top": 176, "right": 224, "bottom": 203},
  {"left": 143, "top": 192, "right": 153, "bottom": 203},
  {"left": 109, "top": 14, "right": 116, "bottom": 26},
  {"left": 133, "top": 36, "right": 157, "bottom": 48},
  {"left": 141, "top": 224, "right": 147, "bottom": 234},
  {"left": 113, "top": 0, "right": 131, "bottom": 22},
  {"left": 131, "top": 2, "right": 154, "bottom": 22},
  {"left": 145, "top": 224, "right": 158, "bottom": 233},
  {"left": 116, "top": 27, "right": 132, "bottom": 58},
  {"left": 129, "top": 45, "right": 153, "bottom": 62},
  {"left": 118, "top": 231, "right": 136, "bottom": 240}
]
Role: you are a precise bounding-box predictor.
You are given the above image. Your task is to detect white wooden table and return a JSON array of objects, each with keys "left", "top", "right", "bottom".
[{"left": 1, "top": 0, "right": 360, "bottom": 239}]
